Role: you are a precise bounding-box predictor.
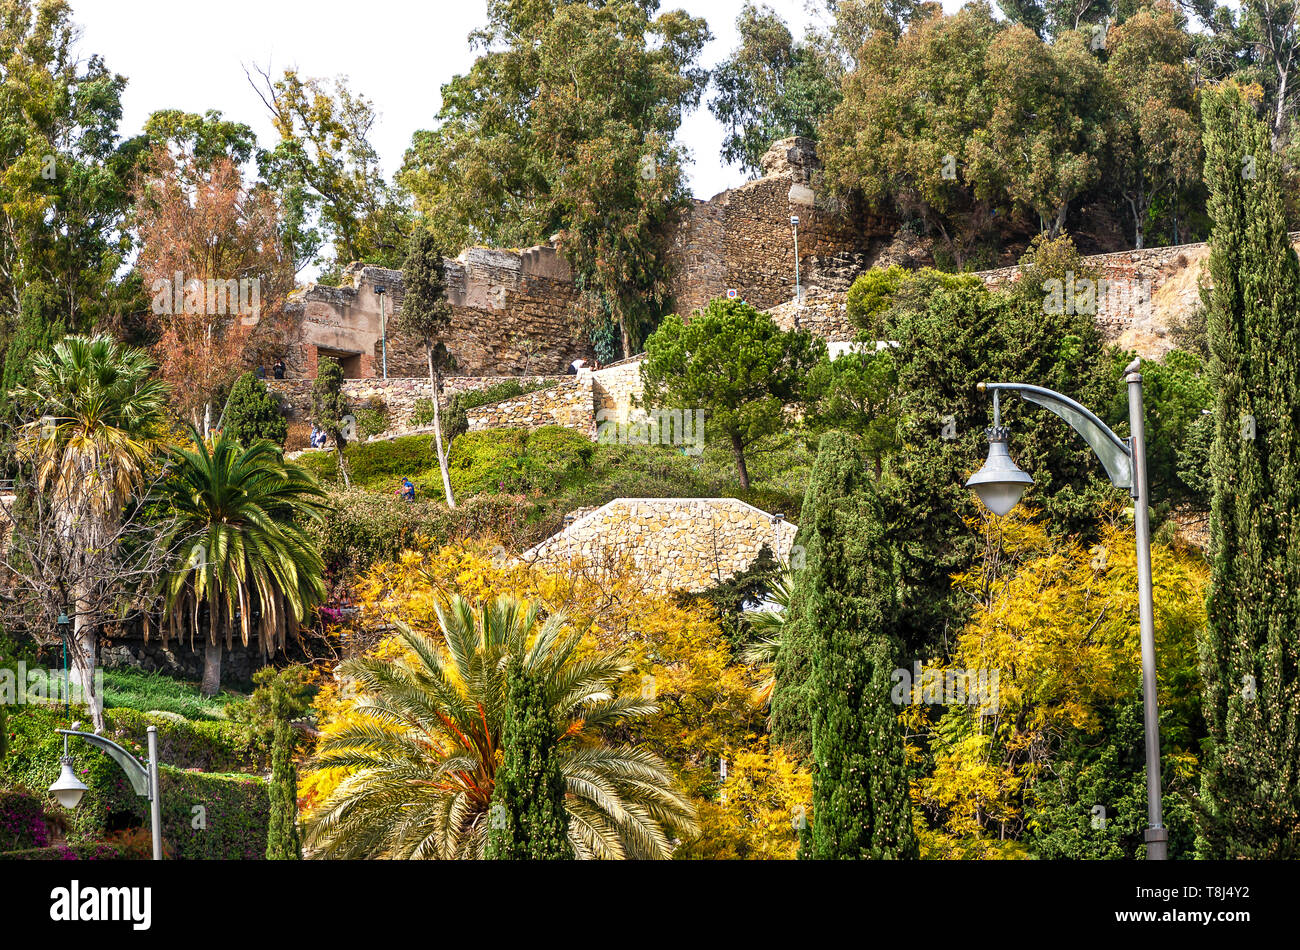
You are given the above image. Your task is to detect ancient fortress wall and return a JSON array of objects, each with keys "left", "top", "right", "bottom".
[
  {"left": 278, "top": 135, "right": 1259, "bottom": 390},
  {"left": 523, "top": 497, "right": 798, "bottom": 593},
  {"left": 281, "top": 244, "right": 592, "bottom": 381},
  {"left": 465, "top": 376, "right": 596, "bottom": 435},
  {"left": 666, "top": 137, "right": 893, "bottom": 314}
]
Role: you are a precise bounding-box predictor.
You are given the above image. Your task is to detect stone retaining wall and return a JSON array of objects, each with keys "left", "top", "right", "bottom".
[
  {"left": 267, "top": 375, "right": 560, "bottom": 435},
  {"left": 465, "top": 377, "right": 596, "bottom": 435},
  {"left": 523, "top": 497, "right": 798, "bottom": 593}
]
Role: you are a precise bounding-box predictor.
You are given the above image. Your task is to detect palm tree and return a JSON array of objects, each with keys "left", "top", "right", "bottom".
[
  {"left": 305, "top": 595, "right": 696, "bottom": 859},
  {"left": 157, "top": 430, "right": 331, "bottom": 696},
  {"left": 740, "top": 563, "right": 795, "bottom": 708},
  {"left": 12, "top": 335, "right": 169, "bottom": 728}
]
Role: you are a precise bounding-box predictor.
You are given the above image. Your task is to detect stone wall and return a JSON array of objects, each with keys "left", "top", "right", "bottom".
[
  {"left": 280, "top": 244, "right": 594, "bottom": 381},
  {"left": 267, "top": 375, "right": 561, "bottom": 435},
  {"left": 591, "top": 357, "right": 646, "bottom": 423},
  {"left": 666, "top": 137, "right": 895, "bottom": 315},
  {"left": 522, "top": 497, "right": 799, "bottom": 593},
  {"left": 766, "top": 288, "right": 856, "bottom": 340},
  {"left": 465, "top": 376, "right": 597, "bottom": 435}
]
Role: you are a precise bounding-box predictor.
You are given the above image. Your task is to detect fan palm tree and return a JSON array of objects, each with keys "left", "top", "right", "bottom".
[
  {"left": 12, "top": 335, "right": 169, "bottom": 728},
  {"left": 156, "top": 430, "right": 331, "bottom": 696},
  {"left": 305, "top": 595, "right": 696, "bottom": 859}
]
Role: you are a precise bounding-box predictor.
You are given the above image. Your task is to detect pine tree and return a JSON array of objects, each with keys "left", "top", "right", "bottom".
[
  {"left": 222, "top": 372, "right": 288, "bottom": 447},
  {"left": 486, "top": 656, "right": 572, "bottom": 860},
  {"left": 265, "top": 689, "right": 303, "bottom": 860},
  {"left": 1197, "top": 82, "right": 1300, "bottom": 858},
  {"left": 796, "top": 431, "right": 918, "bottom": 858}
]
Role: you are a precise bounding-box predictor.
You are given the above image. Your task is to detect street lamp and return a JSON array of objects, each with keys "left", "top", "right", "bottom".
[
  {"left": 965, "top": 357, "right": 1168, "bottom": 860},
  {"left": 57, "top": 611, "right": 70, "bottom": 715},
  {"left": 375, "top": 284, "right": 388, "bottom": 380},
  {"left": 50, "top": 722, "right": 163, "bottom": 860}
]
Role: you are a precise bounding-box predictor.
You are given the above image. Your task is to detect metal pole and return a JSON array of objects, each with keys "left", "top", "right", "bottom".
[
  {"left": 147, "top": 725, "right": 162, "bottom": 861},
  {"left": 1126, "top": 365, "right": 1167, "bottom": 860}
]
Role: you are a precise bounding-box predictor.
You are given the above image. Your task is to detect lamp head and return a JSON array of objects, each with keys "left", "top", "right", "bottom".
[
  {"left": 50, "top": 756, "right": 88, "bottom": 810},
  {"left": 966, "top": 426, "right": 1034, "bottom": 516}
]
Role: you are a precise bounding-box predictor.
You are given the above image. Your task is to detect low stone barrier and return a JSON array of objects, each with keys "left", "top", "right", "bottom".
[{"left": 522, "top": 497, "right": 798, "bottom": 593}]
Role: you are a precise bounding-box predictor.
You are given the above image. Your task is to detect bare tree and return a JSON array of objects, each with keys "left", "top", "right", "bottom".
[{"left": 0, "top": 459, "right": 188, "bottom": 731}]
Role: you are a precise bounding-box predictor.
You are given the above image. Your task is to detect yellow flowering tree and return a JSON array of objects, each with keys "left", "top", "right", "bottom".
[
  {"left": 907, "top": 509, "right": 1208, "bottom": 856},
  {"left": 303, "top": 540, "right": 813, "bottom": 858}
]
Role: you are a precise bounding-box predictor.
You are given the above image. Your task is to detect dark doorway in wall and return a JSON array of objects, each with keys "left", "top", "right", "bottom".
[{"left": 316, "top": 346, "right": 363, "bottom": 378}]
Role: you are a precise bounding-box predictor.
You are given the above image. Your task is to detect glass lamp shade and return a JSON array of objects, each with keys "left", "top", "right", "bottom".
[
  {"left": 966, "top": 429, "right": 1034, "bottom": 517},
  {"left": 50, "top": 758, "right": 88, "bottom": 810}
]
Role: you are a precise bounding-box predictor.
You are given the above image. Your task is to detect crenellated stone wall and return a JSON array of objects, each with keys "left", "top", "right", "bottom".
[
  {"left": 280, "top": 244, "right": 593, "bottom": 381},
  {"left": 522, "top": 497, "right": 799, "bottom": 593}
]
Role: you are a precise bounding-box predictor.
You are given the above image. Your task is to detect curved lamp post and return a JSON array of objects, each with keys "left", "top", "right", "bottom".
[
  {"left": 965, "top": 357, "right": 1167, "bottom": 860},
  {"left": 50, "top": 723, "right": 162, "bottom": 860}
]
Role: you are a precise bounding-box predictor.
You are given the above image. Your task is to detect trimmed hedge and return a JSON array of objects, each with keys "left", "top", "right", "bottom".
[
  {"left": 159, "top": 767, "right": 269, "bottom": 860},
  {"left": 0, "top": 705, "right": 270, "bottom": 859}
]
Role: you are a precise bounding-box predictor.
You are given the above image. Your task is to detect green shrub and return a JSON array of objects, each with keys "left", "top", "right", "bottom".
[
  {"left": 223, "top": 371, "right": 288, "bottom": 447},
  {"left": 447, "top": 426, "right": 594, "bottom": 496},
  {"left": 355, "top": 406, "right": 389, "bottom": 439},
  {"left": 410, "top": 397, "right": 439, "bottom": 428},
  {"left": 309, "top": 489, "right": 539, "bottom": 573}
]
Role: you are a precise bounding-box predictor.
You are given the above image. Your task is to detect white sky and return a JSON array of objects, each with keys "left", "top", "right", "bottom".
[{"left": 73, "top": 0, "right": 962, "bottom": 201}]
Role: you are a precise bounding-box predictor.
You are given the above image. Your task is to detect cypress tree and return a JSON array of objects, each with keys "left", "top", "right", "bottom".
[
  {"left": 0, "top": 282, "right": 66, "bottom": 423},
  {"left": 1197, "top": 82, "right": 1300, "bottom": 858},
  {"left": 265, "top": 691, "right": 303, "bottom": 860},
  {"left": 223, "top": 371, "right": 288, "bottom": 447},
  {"left": 798, "top": 431, "right": 918, "bottom": 859},
  {"left": 486, "top": 656, "right": 572, "bottom": 860}
]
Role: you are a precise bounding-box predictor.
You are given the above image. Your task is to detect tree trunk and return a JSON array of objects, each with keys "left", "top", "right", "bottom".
[
  {"left": 730, "top": 431, "right": 751, "bottom": 491},
  {"left": 429, "top": 346, "right": 456, "bottom": 508},
  {"left": 334, "top": 436, "right": 351, "bottom": 489},
  {"left": 68, "top": 598, "right": 104, "bottom": 731},
  {"left": 201, "top": 641, "right": 223, "bottom": 698}
]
